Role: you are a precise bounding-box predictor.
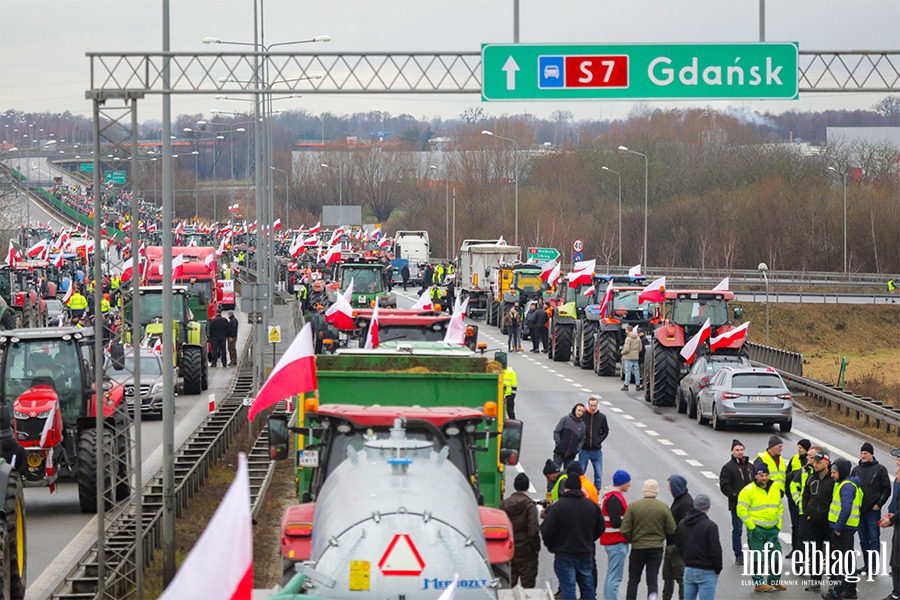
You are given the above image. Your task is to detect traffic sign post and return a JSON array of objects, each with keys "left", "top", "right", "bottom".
[
  {"left": 527, "top": 247, "right": 560, "bottom": 264},
  {"left": 482, "top": 43, "right": 799, "bottom": 101}
]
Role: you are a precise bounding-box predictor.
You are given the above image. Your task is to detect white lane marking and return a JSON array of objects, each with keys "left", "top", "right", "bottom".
[
  {"left": 622, "top": 415, "right": 635, "bottom": 421},
  {"left": 634, "top": 422, "right": 646, "bottom": 428},
  {"left": 611, "top": 408, "right": 623, "bottom": 413},
  {"left": 583, "top": 390, "right": 593, "bottom": 394},
  {"left": 646, "top": 430, "right": 659, "bottom": 437},
  {"left": 573, "top": 384, "right": 584, "bottom": 388},
  {"left": 528, "top": 483, "right": 537, "bottom": 493},
  {"left": 701, "top": 471, "right": 719, "bottom": 479},
  {"left": 563, "top": 378, "right": 573, "bottom": 382},
  {"left": 556, "top": 373, "right": 565, "bottom": 378},
  {"left": 600, "top": 401, "right": 611, "bottom": 406},
  {"left": 791, "top": 427, "right": 856, "bottom": 462},
  {"left": 672, "top": 449, "right": 688, "bottom": 456},
  {"left": 686, "top": 459, "right": 703, "bottom": 467},
  {"left": 514, "top": 463, "right": 525, "bottom": 473},
  {"left": 548, "top": 370, "right": 557, "bottom": 374},
  {"left": 779, "top": 533, "right": 791, "bottom": 544},
  {"left": 658, "top": 439, "right": 674, "bottom": 446}
]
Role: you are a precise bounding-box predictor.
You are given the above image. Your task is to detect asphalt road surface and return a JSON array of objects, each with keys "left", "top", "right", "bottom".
[{"left": 392, "top": 288, "right": 895, "bottom": 599}]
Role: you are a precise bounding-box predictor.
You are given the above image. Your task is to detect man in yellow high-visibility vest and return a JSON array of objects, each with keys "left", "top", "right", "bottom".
[
  {"left": 824, "top": 458, "right": 863, "bottom": 599},
  {"left": 755, "top": 436, "right": 787, "bottom": 495},
  {"left": 785, "top": 438, "right": 811, "bottom": 555},
  {"left": 737, "top": 462, "right": 785, "bottom": 593}
]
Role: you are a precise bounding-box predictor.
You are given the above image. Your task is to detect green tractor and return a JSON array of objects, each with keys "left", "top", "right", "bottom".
[
  {"left": 548, "top": 279, "right": 594, "bottom": 362},
  {"left": 486, "top": 264, "right": 549, "bottom": 335},
  {"left": 329, "top": 260, "right": 396, "bottom": 309},
  {"left": 124, "top": 287, "right": 209, "bottom": 395}
]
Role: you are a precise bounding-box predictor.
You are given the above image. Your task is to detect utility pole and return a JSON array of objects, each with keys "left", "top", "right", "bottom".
[{"left": 759, "top": 0, "right": 766, "bottom": 41}]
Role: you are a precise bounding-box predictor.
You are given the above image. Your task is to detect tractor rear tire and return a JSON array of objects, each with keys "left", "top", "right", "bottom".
[
  {"left": 486, "top": 297, "right": 495, "bottom": 326},
  {"left": 182, "top": 346, "right": 203, "bottom": 395},
  {"left": 77, "top": 427, "right": 113, "bottom": 514},
  {"left": 499, "top": 302, "right": 508, "bottom": 335},
  {"left": 201, "top": 348, "right": 209, "bottom": 391},
  {"left": 4, "top": 471, "right": 25, "bottom": 599},
  {"left": 580, "top": 321, "right": 597, "bottom": 370},
  {"left": 0, "top": 514, "right": 9, "bottom": 600},
  {"left": 572, "top": 322, "right": 581, "bottom": 367},
  {"left": 0, "top": 312, "right": 15, "bottom": 331},
  {"left": 551, "top": 321, "right": 572, "bottom": 362},
  {"left": 650, "top": 341, "right": 680, "bottom": 407},
  {"left": 595, "top": 331, "right": 618, "bottom": 376}
]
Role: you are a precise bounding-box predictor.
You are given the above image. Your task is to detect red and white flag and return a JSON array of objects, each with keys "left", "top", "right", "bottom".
[
  {"left": 205, "top": 253, "right": 216, "bottom": 273},
  {"left": 308, "top": 221, "right": 321, "bottom": 235},
  {"left": 597, "top": 282, "right": 614, "bottom": 317},
  {"left": 61, "top": 282, "right": 74, "bottom": 304},
  {"left": 289, "top": 236, "right": 304, "bottom": 258},
  {"left": 568, "top": 259, "right": 595, "bottom": 287},
  {"left": 39, "top": 400, "right": 57, "bottom": 447},
  {"left": 628, "top": 264, "right": 642, "bottom": 277},
  {"left": 272, "top": 219, "right": 282, "bottom": 231},
  {"left": 216, "top": 235, "right": 229, "bottom": 258},
  {"left": 175, "top": 222, "right": 184, "bottom": 236},
  {"left": 5, "top": 241, "right": 20, "bottom": 267},
  {"left": 27, "top": 238, "right": 49, "bottom": 258},
  {"left": 228, "top": 203, "right": 240, "bottom": 212},
  {"left": 329, "top": 227, "right": 344, "bottom": 245},
  {"left": 139, "top": 241, "right": 146, "bottom": 256},
  {"left": 51, "top": 253, "right": 64, "bottom": 269},
  {"left": 172, "top": 254, "right": 185, "bottom": 284},
  {"left": 712, "top": 277, "right": 729, "bottom": 292},
  {"left": 303, "top": 236, "right": 319, "bottom": 246},
  {"left": 638, "top": 276, "right": 666, "bottom": 304},
  {"left": 547, "top": 262, "right": 561, "bottom": 287},
  {"left": 122, "top": 257, "right": 143, "bottom": 282},
  {"left": 410, "top": 289, "right": 434, "bottom": 311},
  {"left": 540, "top": 259, "right": 558, "bottom": 283},
  {"left": 248, "top": 323, "right": 318, "bottom": 422},
  {"left": 324, "top": 245, "right": 342, "bottom": 266},
  {"left": 442, "top": 297, "right": 470, "bottom": 344},
  {"left": 364, "top": 302, "right": 380, "bottom": 349},
  {"left": 378, "top": 237, "right": 390, "bottom": 249},
  {"left": 582, "top": 285, "right": 595, "bottom": 297},
  {"left": 497, "top": 235, "right": 506, "bottom": 245},
  {"left": 151, "top": 337, "right": 163, "bottom": 353},
  {"left": 680, "top": 318, "right": 712, "bottom": 365},
  {"left": 325, "top": 279, "right": 355, "bottom": 330},
  {"left": 158, "top": 453, "right": 253, "bottom": 600},
  {"left": 710, "top": 321, "right": 749, "bottom": 351}
]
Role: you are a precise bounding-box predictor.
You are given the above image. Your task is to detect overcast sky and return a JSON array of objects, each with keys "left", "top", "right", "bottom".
[{"left": 1, "top": 0, "right": 898, "bottom": 125}]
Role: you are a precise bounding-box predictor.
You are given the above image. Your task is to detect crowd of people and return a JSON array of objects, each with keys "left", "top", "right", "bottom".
[{"left": 500, "top": 394, "right": 900, "bottom": 600}]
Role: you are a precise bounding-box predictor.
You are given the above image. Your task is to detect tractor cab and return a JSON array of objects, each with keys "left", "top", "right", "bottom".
[
  {"left": 665, "top": 291, "right": 736, "bottom": 340},
  {"left": 333, "top": 261, "right": 396, "bottom": 309}
]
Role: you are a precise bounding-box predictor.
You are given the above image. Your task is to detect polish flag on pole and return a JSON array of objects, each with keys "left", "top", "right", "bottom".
[
  {"left": 547, "top": 262, "right": 561, "bottom": 287},
  {"left": 172, "top": 254, "right": 185, "bottom": 285},
  {"left": 568, "top": 259, "right": 595, "bottom": 288},
  {"left": 710, "top": 321, "right": 750, "bottom": 351},
  {"left": 27, "top": 238, "right": 49, "bottom": 258},
  {"left": 712, "top": 277, "right": 729, "bottom": 292},
  {"left": 303, "top": 236, "right": 319, "bottom": 246},
  {"left": 308, "top": 221, "right": 321, "bottom": 235},
  {"left": 540, "top": 259, "right": 558, "bottom": 283},
  {"left": 628, "top": 264, "right": 642, "bottom": 277},
  {"left": 204, "top": 253, "right": 216, "bottom": 273},
  {"left": 364, "top": 302, "right": 380, "bottom": 349},
  {"left": 5, "top": 241, "right": 20, "bottom": 267},
  {"left": 151, "top": 337, "right": 163, "bottom": 353},
  {"left": 248, "top": 323, "right": 318, "bottom": 422},
  {"left": 122, "top": 256, "right": 143, "bottom": 282},
  {"left": 289, "top": 236, "right": 303, "bottom": 258},
  {"left": 272, "top": 219, "right": 282, "bottom": 231},
  {"left": 325, "top": 279, "right": 355, "bottom": 330},
  {"left": 175, "top": 222, "right": 184, "bottom": 236},
  {"left": 442, "top": 297, "right": 470, "bottom": 344},
  {"left": 216, "top": 236, "right": 229, "bottom": 258},
  {"left": 496, "top": 236, "right": 506, "bottom": 245},
  {"left": 61, "top": 282, "right": 74, "bottom": 304},
  {"left": 324, "top": 245, "right": 342, "bottom": 266},
  {"left": 410, "top": 289, "right": 434, "bottom": 311},
  {"left": 597, "top": 282, "right": 614, "bottom": 317},
  {"left": 680, "top": 318, "right": 712, "bottom": 365},
  {"left": 378, "top": 237, "right": 390, "bottom": 249},
  {"left": 158, "top": 453, "right": 253, "bottom": 600},
  {"left": 39, "top": 401, "right": 57, "bottom": 447},
  {"left": 638, "top": 276, "right": 666, "bottom": 304},
  {"left": 582, "top": 285, "right": 595, "bottom": 297},
  {"left": 51, "top": 253, "right": 64, "bottom": 269}
]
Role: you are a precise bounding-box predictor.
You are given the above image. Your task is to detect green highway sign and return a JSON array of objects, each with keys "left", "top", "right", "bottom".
[
  {"left": 482, "top": 43, "right": 799, "bottom": 101},
  {"left": 104, "top": 170, "right": 126, "bottom": 185},
  {"left": 79, "top": 163, "right": 94, "bottom": 172},
  {"left": 527, "top": 247, "right": 560, "bottom": 264}
]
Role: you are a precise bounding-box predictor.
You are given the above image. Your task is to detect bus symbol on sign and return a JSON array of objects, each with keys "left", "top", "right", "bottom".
[{"left": 539, "top": 55, "right": 629, "bottom": 89}]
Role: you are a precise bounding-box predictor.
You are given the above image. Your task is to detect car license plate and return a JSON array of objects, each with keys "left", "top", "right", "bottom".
[
  {"left": 748, "top": 397, "right": 771, "bottom": 403},
  {"left": 298, "top": 450, "right": 319, "bottom": 467},
  {"left": 347, "top": 340, "right": 359, "bottom": 349}
]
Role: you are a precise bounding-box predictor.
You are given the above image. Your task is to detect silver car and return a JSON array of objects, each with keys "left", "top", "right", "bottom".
[
  {"left": 695, "top": 366, "right": 792, "bottom": 432},
  {"left": 104, "top": 350, "right": 166, "bottom": 417}
]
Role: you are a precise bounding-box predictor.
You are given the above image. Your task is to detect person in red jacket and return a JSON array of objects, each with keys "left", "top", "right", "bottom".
[{"left": 601, "top": 470, "right": 632, "bottom": 600}]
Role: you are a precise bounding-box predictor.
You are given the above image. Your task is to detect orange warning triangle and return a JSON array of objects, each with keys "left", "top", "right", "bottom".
[{"left": 378, "top": 534, "right": 425, "bottom": 576}]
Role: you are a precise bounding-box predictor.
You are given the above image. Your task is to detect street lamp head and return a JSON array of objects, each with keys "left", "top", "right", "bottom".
[
  {"left": 828, "top": 166, "right": 836, "bottom": 172},
  {"left": 481, "top": 130, "right": 494, "bottom": 136},
  {"left": 429, "top": 165, "right": 437, "bottom": 170},
  {"left": 197, "top": 121, "right": 207, "bottom": 126},
  {"left": 601, "top": 166, "right": 609, "bottom": 171},
  {"left": 313, "top": 35, "right": 331, "bottom": 42},
  {"left": 216, "top": 135, "right": 225, "bottom": 140},
  {"left": 617, "top": 145, "right": 629, "bottom": 151},
  {"left": 183, "top": 128, "right": 192, "bottom": 132},
  {"left": 236, "top": 128, "right": 245, "bottom": 132},
  {"left": 320, "top": 163, "right": 330, "bottom": 168},
  {"left": 191, "top": 151, "right": 199, "bottom": 155},
  {"left": 202, "top": 37, "right": 221, "bottom": 44},
  {"left": 757, "top": 262, "right": 769, "bottom": 272}
]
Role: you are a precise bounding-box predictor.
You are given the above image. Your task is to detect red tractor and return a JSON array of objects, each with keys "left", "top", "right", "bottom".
[
  {"left": 0, "top": 326, "right": 131, "bottom": 513},
  {"left": 643, "top": 290, "right": 745, "bottom": 407}
]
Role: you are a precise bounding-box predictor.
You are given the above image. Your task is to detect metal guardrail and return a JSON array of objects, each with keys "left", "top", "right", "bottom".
[
  {"left": 599, "top": 265, "right": 898, "bottom": 285},
  {"left": 733, "top": 290, "right": 896, "bottom": 305},
  {"left": 749, "top": 343, "right": 900, "bottom": 436}
]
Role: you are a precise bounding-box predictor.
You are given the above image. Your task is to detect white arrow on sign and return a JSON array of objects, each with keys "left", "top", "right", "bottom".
[{"left": 502, "top": 56, "right": 520, "bottom": 90}]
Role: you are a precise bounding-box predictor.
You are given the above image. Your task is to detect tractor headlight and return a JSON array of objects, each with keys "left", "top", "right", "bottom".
[
  {"left": 35, "top": 409, "right": 52, "bottom": 418},
  {"left": 13, "top": 411, "right": 29, "bottom": 419}
]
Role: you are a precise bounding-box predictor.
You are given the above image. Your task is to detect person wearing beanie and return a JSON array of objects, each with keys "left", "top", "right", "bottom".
[
  {"left": 822, "top": 458, "right": 862, "bottom": 599},
  {"left": 719, "top": 439, "right": 754, "bottom": 565},
  {"left": 551, "top": 461, "right": 599, "bottom": 504},
  {"left": 801, "top": 448, "right": 834, "bottom": 591},
  {"left": 500, "top": 473, "right": 540, "bottom": 588},
  {"left": 601, "top": 471, "right": 632, "bottom": 600},
  {"left": 553, "top": 404, "right": 586, "bottom": 470},
  {"left": 850, "top": 441, "right": 891, "bottom": 574},
  {"left": 541, "top": 464, "right": 605, "bottom": 600},
  {"left": 662, "top": 475, "right": 692, "bottom": 600},
  {"left": 785, "top": 438, "right": 812, "bottom": 556},
  {"left": 737, "top": 461, "right": 786, "bottom": 592},
  {"left": 621, "top": 479, "right": 677, "bottom": 600},
  {"left": 754, "top": 435, "right": 786, "bottom": 496},
  {"left": 674, "top": 494, "right": 722, "bottom": 599}
]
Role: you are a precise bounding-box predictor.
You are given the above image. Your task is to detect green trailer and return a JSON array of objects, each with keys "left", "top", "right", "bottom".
[{"left": 287, "top": 350, "right": 516, "bottom": 508}]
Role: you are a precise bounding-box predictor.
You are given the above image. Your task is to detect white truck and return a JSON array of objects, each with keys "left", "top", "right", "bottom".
[
  {"left": 393, "top": 230, "right": 430, "bottom": 264},
  {"left": 458, "top": 243, "right": 521, "bottom": 319}
]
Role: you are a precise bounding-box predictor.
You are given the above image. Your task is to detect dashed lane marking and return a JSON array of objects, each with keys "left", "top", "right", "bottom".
[
  {"left": 622, "top": 415, "right": 635, "bottom": 421},
  {"left": 611, "top": 407, "right": 623, "bottom": 413},
  {"left": 701, "top": 471, "right": 718, "bottom": 479},
  {"left": 671, "top": 449, "right": 688, "bottom": 456},
  {"left": 791, "top": 427, "right": 856, "bottom": 462},
  {"left": 646, "top": 430, "right": 659, "bottom": 437},
  {"left": 686, "top": 459, "right": 703, "bottom": 467},
  {"left": 634, "top": 422, "right": 646, "bottom": 428},
  {"left": 600, "top": 401, "right": 612, "bottom": 406},
  {"left": 514, "top": 463, "right": 525, "bottom": 473},
  {"left": 563, "top": 378, "right": 573, "bottom": 382},
  {"left": 658, "top": 439, "right": 673, "bottom": 446}
]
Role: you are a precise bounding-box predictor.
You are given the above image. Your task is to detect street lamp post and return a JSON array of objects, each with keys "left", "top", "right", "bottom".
[
  {"left": 481, "top": 130, "right": 518, "bottom": 247},
  {"left": 191, "top": 150, "right": 200, "bottom": 218},
  {"left": 758, "top": 262, "right": 770, "bottom": 345},
  {"left": 271, "top": 166, "right": 290, "bottom": 230},
  {"left": 828, "top": 167, "right": 848, "bottom": 274},
  {"left": 321, "top": 163, "right": 342, "bottom": 205},
  {"left": 429, "top": 165, "right": 450, "bottom": 259},
  {"left": 618, "top": 146, "right": 649, "bottom": 268},
  {"left": 601, "top": 166, "right": 622, "bottom": 266}
]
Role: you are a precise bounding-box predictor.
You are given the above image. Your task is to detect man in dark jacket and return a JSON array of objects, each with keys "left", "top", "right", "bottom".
[
  {"left": 719, "top": 439, "right": 754, "bottom": 565},
  {"left": 541, "top": 473, "right": 605, "bottom": 600},
  {"left": 823, "top": 458, "right": 862, "bottom": 600},
  {"left": 850, "top": 442, "right": 892, "bottom": 572},
  {"left": 553, "top": 404, "right": 586, "bottom": 470},
  {"left": 500, "top": 473, "right": 540, "bottom": 588},
  {"left": 801, "top": 449, "right": 834, "bottom": 591},
  {"left": 578, "top": 396, "right": 609, "bottom": 491},
  {"left": 227, "top": 311, "right": 239, "bottom": 366},
  {"left": 531, "top": 300, "right": 549, "bottom": 353},
  {"left": 674, "top": 494, "right": 722, "bottom": 599},
  {"left": 400, "top": 263, "right": 410, "bottom": 291},
  {"left": 207, "top": 309, "right": 230, "bottom": 367},
  {"left": 663, "top": 474, "right": 692, "bottom": 600}
]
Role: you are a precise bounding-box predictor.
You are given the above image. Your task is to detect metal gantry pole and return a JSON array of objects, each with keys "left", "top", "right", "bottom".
[
  {"left": 91, "top": 97, "right": 107, "bottom": 598},
  {"left": 161, "top": 0, "right": 177, "bottom": 584},
  {"left": 253, "top": 0, "right": 264, "bottom": 394},
  {"left": 642, "top": 154, "right": 648, "bottom": 268},
  {"left": 513, "top": 141, "right": 518, "bottom": 247},
  {"left": 445, "top": 173, "right": 449, "bottom": 260},
  {"left": 130, "top": 101, "right": 144, "bottom": 599}
]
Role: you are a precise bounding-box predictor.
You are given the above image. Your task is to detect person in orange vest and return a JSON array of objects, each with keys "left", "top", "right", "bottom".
[{"left": 602, "top": 470, "right": 632, "bottom": 600}]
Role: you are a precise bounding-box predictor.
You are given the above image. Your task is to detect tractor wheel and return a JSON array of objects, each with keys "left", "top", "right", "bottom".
[
  {"left": 4, "top": 470, "right": 25, "bottom": 599},
  {"left": 650, "top": 341, "right": 680, "bottom": 407},
  {"left": 580, "top": 321, "right": 597, "bottom": 370},
  {"left": 595, "top": 331, "right": 618, "bottom": 376},
  {"left": 201, "top": 347, "right": 209, "bottom": 391},
  {"left": 571, "top": 322, "right": 581, "bottom": 367},
  {"left": 687, "top": 393, "right": 698, "bottom": 419},
  {"left": 0, "top": 514, "right": 9, "bottom": 600},
  {"left": 486, "top": 297, "right": 495, "bottom": 326},
  {"left": 499, "top": 302, "right": 507, "bottom": 335},
  {"left": 0, "top": 312, "right": 15, "bottom": 331},
  {"left": 182, "top": 346, "right": 203, "bottom": 395},
  {"left": 551, "top": 321, "right": 572, "bottom": 362},
  {"left": 77, "top": 427, "right": 113, "bottom": 513}
]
